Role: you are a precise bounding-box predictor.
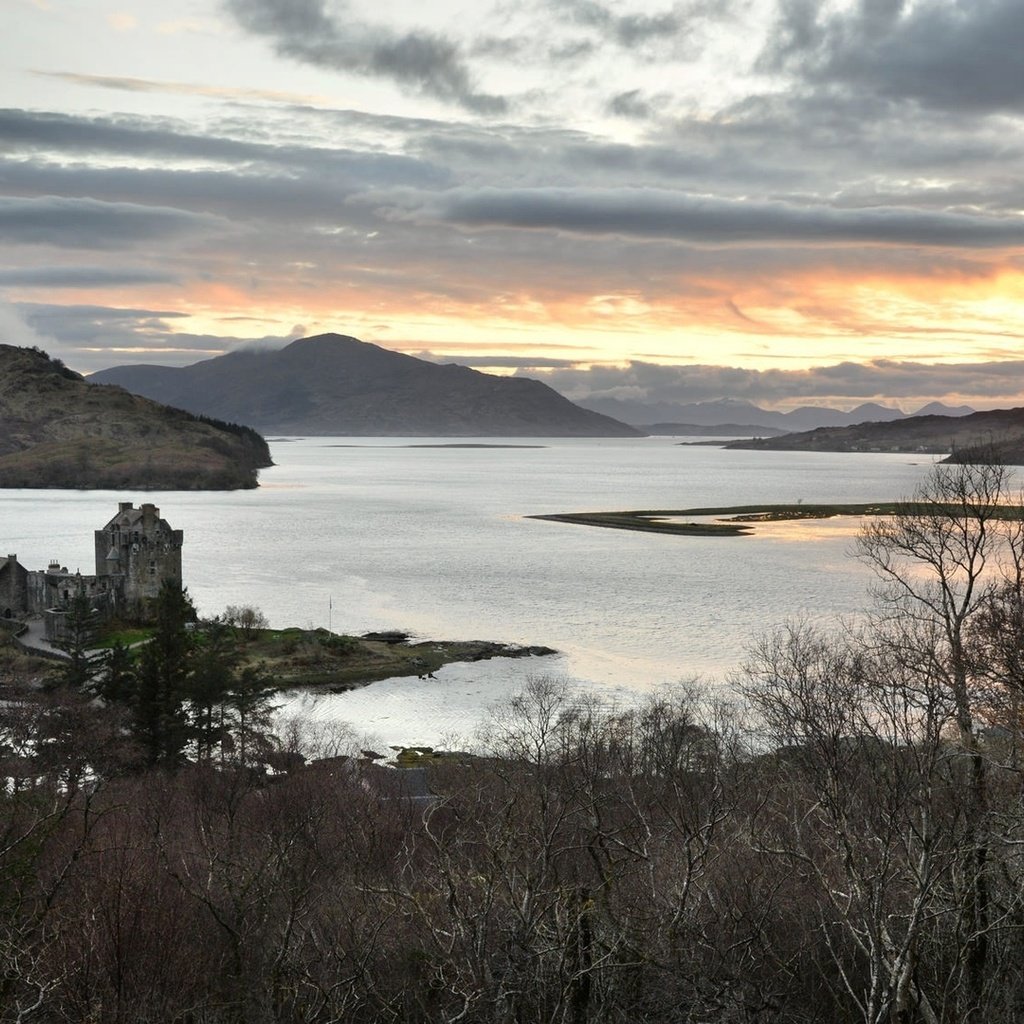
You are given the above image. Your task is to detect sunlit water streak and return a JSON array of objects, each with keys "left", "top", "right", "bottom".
[{"left": 0, "top": 437, "right": 940, "bottom": 744}]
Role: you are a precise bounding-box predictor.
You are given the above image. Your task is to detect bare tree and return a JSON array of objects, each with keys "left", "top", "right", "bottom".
[
  {"left": 856, "top": 459, "right": 1024, "bottom": 1013},
  {"left": 742, "top": 624, "right": 956, "bottom": 1024},
  {"left": 224, "top": 605, "right": 269, "bottom": 640}
]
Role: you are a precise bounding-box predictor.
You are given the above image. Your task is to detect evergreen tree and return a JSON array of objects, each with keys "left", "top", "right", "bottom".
[
  {"left": 188, "top": 617, "right": 238, "bottom": 762},
  {"left": 52, "top": 590, "right": 103, "bottom": 690},
  {"left": 96, "top": 638, "right": 136, "bottom": 705},
  {"left": 132, "top": 581, "right": 196, "bottom": 768},
  {"left": 226, "top": 663, "right": 279, "bottom": 768}
]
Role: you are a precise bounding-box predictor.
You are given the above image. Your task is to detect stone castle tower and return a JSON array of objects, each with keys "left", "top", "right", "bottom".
[{"left": 94, "top": 502, "right": 183, "bottom": 616}]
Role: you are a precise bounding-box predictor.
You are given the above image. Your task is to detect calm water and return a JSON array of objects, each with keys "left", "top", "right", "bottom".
[{"left": 1, "top": 438, "right": 936, "bottom": 745}]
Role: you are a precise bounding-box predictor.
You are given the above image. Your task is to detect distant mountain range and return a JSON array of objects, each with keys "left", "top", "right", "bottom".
[
  {"left": 91, "top": 334, "right": 642, "bottom": 437},
  {"left": 580, "top": 396, "right": 976, "bottom": 432},
  {"left": 0, "top": 345, "right": 272, "bottom": 488},
  {"left": 726, "top": 407, "right": 1024, "bottom": 464},
  {"left": 640, "top": 422, "right": 789, "bottom": 437}
]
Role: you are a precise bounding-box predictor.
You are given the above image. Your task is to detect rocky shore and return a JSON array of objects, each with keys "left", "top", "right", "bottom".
[{"left": 236, "top": 627, "right": 557, "bottom": 692}]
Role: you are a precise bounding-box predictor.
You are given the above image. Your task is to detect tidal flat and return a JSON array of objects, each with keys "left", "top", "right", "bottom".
[{"left": 529, "top": 500, "right": 1024, "bottom": 538}]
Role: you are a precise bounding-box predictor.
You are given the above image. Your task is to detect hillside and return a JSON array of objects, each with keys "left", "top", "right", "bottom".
[
  {"left": 91, "top": 334, "right": 643, "bottom": 437},
  {"left": 0, "top": 345, "right": 272, "bottom": 489},
  {"left": 725, "top": 407, "right": 1024, "bottom": 464}
]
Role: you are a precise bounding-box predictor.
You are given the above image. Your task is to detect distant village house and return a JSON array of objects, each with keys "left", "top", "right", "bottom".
[{"left": 0, "top": 502, "right": 182, "bottom": 640}]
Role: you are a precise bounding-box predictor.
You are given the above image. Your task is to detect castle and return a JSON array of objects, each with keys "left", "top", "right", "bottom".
[{"left": 0, "top": 502, "right": 183, "bottom": 640}]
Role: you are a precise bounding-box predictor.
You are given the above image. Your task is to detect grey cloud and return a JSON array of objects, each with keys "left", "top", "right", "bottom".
[
  {"left": 471, "top": 33, "right": 595, "bottom": 67},
  {"left": 0, "top": 158, "right": 385, "bottom": 229},
  {"left": 421, "top": 354, "right": 583, "bottom": 368},
  {"left": 527, "top": 358, "right": 1024, "bottom": 409},
  {"left": 691, "top": 90, "right": 1024, "bottom": 208},
  {"left": 415, "top": 186, "right": 1024, "bottom": 248},
  {"left": 0, "top": 108, "right": 448, "bottom": 187},
  {"left": 19, "top": 302, "right": 188, "bottom": 327},
  {"left": 614, "top": 11, "right": 683, "bottom": 46},
  {"left": 607, "top": 90, "right": 655, "bottom": 119},
  {"left": 554, "top": 0, "right": 684, "bottom": 47},
  {"left": 413, "top": 123, "right": 809, "bottom": 191},
  {"left": 0, "top": 266, "right": 177, "bottom": 287},
  {"left": 550, "top": 38, "right": 596, "bottom": 61},
  {"left": 762, "top": 0, "right": 1024, "bottom": 113},
  {"left": 0, "top": 300, "right": 50, "bottom": 351},
  {"left": 3, "top": 152, "right": 1002, "bottom": 310},
  {"left": 11, "top": 100, "right": 1020, "bottom": 230},
  {"left": 14, "top": 301, "right": 293, "bottom": 373},
  {"left": 36, "top": 71, "right": 329, "bottom": 107},
  {"left": 224, "top": 0, "right": 507, "bottom": 114},
  {"left": 470, "top": 35, "right": 529, "bottom": 60},
  {"left": 0, "top": 196, "right": 224, "bottom": 249}
]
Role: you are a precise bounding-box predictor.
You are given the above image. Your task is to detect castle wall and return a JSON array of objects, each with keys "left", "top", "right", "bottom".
[
  {"left": 94, "top": 502, "right": 183, "bottom": 616},
  {"left": 0, "top": 555, "right": 28, "bottom": 620},
  {"left": 28, "top": 568, "right": 124, "bottom": 639}
]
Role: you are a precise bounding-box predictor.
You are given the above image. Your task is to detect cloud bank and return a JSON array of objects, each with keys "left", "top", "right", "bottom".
[{"left": 2, "top": 0, "right": 1024, "bottom": 394}]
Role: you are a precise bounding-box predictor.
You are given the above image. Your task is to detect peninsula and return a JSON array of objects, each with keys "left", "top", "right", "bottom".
[
  {"left": 231, "top": 628, "right": 555, "bottom": 691},
  {"left": 724, "top": 406, "right": 1024, "bottom": 464},
  {"left": 0, "top": 344, "right": 272, "bottom": 489}
]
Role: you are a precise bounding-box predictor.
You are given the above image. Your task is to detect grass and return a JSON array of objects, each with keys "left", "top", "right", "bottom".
[{"left": 92, "top": 626, "right": 154, "bottom": 649}]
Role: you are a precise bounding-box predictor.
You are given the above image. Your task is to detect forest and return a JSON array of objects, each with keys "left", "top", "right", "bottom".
[{"left": 3, "top": 460, "right": 1024, "bottom": 1023}]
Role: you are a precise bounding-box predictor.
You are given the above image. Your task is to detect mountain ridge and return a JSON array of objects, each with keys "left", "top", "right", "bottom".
[
  {"left": 92, "top": 334, "right": 644, "bottom": 437},
  {"left": 579, "top": 395, "right": 976, "bottom": 431}
]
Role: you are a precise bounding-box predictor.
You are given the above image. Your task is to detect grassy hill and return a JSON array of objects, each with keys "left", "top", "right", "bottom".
[{"left": 0, "top": 345, "right": 273, "bottom": 489}]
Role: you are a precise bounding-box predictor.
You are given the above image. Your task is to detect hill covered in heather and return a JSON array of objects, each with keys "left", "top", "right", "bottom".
[
  {"left": 91, "top": 334, "right": 643, "bottom": 437},
  {"left": 0, "top": 345, "right": 272, "bottom": 489}
]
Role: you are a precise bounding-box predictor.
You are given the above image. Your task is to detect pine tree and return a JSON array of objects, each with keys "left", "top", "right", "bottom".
[
  {"left": 96, "top": 638, "right": 136, "bottom": 705},
  {"left": 52, "top": 590, "right": 103, "bottom": 690},
  {"left": 131, "top": 581, "right": 196, "bottom": 768},
  {"left": 226, "top": 663, "right": 279, "bottom": 768},
  {"left": 188, "top": 617, "right": 238, "bottom": 763}
]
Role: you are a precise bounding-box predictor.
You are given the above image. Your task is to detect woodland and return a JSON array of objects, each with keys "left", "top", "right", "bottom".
[{"left": 3, "top": 461, "right": 1024, "bottom": 1023}]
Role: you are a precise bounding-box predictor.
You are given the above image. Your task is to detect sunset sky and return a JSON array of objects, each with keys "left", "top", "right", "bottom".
[{"left": 4, "top": 0, "right": 1024, "bottom": 411}]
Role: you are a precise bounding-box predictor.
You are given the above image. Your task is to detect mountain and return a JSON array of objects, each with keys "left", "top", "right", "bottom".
[
  {"left": 578, "top": 396, "right": 975, "bottom": 431},
  {"left": 725, "top": 407, "right": 1024, "bottom": 464},
  {"left": 0, "top": 345, "right": 272, "bottom": 489},
  {"left": 784, "top": 402, "right": 905, "bottom": 430},
  {"left": 640, "top": 422, "right": 789, "bottom": 437},
  {"left": 91, "top": 334, "right": 643, "bottom": 437},
  {"left": 913, "top": 401, "right": 977, "bottom": 418},
  {"left": 580, "top": 396, "right": 777, "bottom": 428}
]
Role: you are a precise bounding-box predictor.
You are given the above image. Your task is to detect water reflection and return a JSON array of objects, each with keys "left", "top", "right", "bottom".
[{"left": 0, "top": 437, "right": 936, "bottom": 744}]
